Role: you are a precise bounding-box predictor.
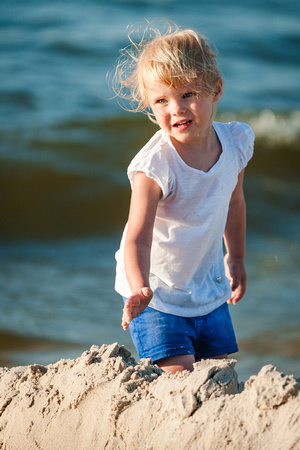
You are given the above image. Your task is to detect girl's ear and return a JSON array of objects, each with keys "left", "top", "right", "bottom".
[{"left": 213, "top": 79, "right": 223, "bottom": 102}]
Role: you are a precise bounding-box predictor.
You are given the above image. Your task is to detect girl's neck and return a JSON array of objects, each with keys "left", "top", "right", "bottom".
[{"left": 170, "top": 128, "right": 222, "bottom": 172}]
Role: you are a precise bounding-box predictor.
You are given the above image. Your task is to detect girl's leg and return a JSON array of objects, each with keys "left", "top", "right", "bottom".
[
  {"left": 155, "top": 354, "right": 195, "bottom": 374},
  {"left": 156, "top": 353, "right": 228, "bottom": 374}
]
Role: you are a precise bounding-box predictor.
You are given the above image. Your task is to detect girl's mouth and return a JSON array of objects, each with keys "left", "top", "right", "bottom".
[{"left": 173, "top": 120, "right": 192, "bottom": 128}]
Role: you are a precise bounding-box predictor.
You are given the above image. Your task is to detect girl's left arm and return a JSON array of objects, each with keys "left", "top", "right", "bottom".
[{"left": 223, "top": 169, "right": 247, "bottom": 304}]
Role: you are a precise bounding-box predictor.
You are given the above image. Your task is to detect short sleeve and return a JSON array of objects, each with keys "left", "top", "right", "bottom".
[
  {"left": 229, "top": 121, "right": 255, "bottom": 171},
  {"left": 127, "top": 133, "right": 172, "bottom": 200}
]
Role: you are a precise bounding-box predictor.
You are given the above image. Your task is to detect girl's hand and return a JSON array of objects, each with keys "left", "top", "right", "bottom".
[
  {"left": 121, "top": 287, "right": 153, "bottom": 330},
  {"left": 224, "top": 254, "right": 247, "bottom": 304}
]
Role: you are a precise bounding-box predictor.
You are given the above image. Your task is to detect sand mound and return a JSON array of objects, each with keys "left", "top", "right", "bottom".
[{"left": 0, "top": 343, "right": 299, "bottom": 449}]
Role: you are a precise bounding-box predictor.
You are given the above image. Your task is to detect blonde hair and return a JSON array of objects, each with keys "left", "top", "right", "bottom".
[{"left": 112, "top": 20, "right": 223, "bottom": 120}]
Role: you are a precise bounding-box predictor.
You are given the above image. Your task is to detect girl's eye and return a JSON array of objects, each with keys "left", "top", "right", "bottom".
[
  {"left": 183, "top": 92, "right": 195, "bottom": 99},
  {"left": 156, "top": 98, "right": 167, "bottom": 104}
]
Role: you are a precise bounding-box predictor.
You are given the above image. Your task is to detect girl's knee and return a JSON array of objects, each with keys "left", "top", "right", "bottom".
[{"left": 155, "top": 354, "right": 195, "bottom": 374}]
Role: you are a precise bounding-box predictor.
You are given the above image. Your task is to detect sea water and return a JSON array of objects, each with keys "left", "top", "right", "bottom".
[{"left": 0, "top": 0, "right": 299, "bottom": 381}]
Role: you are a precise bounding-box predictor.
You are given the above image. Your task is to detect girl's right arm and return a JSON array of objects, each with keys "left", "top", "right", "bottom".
[{"left": 122, "top": 171, "right": 162, "bottom": 330}]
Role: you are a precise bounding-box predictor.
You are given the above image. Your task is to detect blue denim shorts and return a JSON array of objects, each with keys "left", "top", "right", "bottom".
[{"left": 123, "top": 299, "right": 238, "bottom": 363}]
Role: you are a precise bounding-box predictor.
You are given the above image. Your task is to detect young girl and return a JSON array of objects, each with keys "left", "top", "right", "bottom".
[{"left": 114, "top": 22, "right": 254, "bottom": 374}]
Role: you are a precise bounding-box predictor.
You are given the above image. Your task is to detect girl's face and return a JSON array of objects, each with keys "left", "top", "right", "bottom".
[{"left": 145, "top": 76, "right": 222, "bottom": 149}]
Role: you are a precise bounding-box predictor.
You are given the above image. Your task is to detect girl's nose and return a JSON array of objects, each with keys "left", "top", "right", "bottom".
[{"left": 171, "top": 99, "right": 186, "bottom": 115}]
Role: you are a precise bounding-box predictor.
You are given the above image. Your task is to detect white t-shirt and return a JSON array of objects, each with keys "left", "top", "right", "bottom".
[{"left": 115, "top": 121, "right": 254, "bottom": 317}]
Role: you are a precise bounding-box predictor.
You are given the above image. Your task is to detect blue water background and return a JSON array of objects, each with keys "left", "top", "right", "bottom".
[{"left": 0, "top": 0, "right": 300, "bottom": 381}]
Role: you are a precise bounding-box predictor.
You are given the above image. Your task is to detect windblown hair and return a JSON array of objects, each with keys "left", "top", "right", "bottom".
[{"left": 112, "top": 20, "right": 223, "bottom": 119}]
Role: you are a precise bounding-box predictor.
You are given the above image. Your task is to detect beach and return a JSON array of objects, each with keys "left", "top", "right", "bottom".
[
  {"left": 1, "top": 0, "right": 300, "bottom": 445},
  {"left": 0, "top": 343, "right": 299, "bottom": 449}
]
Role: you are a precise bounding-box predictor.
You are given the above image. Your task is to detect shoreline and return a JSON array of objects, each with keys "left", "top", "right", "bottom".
[
  {"left": 0, "top": 343, "right": 299, "bottom": 449},
  {"left": 1, "top": 329, "right": 299, "bottom": 384}
]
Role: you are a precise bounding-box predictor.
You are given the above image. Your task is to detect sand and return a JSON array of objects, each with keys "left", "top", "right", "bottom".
[{"left": 0, "top": 343, "right": 299, "bottom": 450}]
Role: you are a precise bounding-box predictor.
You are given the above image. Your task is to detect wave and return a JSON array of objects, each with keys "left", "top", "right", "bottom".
[
  {"left": 218, "top": 110, "right": 300, "bottom": 177},
  {"left": 0, "top": 331, "right": 78, "bottom": 352},
  {"left": 1, "top": 110, "right": 299, "bottom": 240},
  {"left": 219, "top": 110, "right": 300, "bottom": 150},
  {"left": 2, "top": 109, "right": 299, "bottom": 169},
  {"left": 0, "top": 331, "right": 83, "bottom": 368}
]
